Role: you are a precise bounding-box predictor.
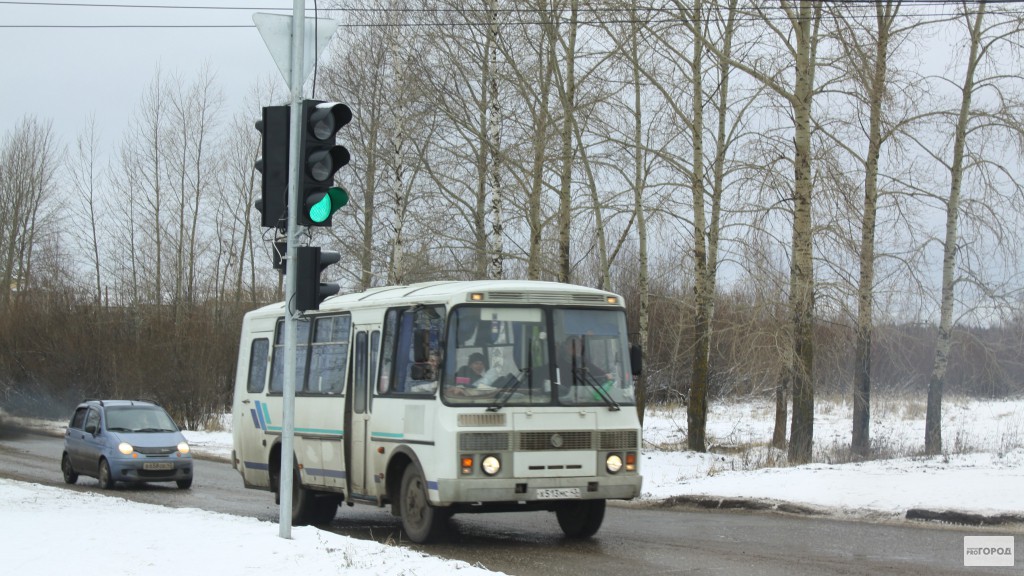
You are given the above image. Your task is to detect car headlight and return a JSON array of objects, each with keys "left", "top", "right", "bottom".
[
  {"left": 481, "top": 455, "right": 501, "bottom": 476},
  {"left": 606, "top": 453, "right": 623, "bottom": 473},
  {"left": 177, "top": 442, "right": 190, "bottom": 455},
  {"left": 118, "top": 442, "right": 134, "bottom": 455}
]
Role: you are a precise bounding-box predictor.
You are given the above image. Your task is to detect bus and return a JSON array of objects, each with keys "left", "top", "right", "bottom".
[{"left": 231, "top": 280, "right": 643, "bottom": 542}]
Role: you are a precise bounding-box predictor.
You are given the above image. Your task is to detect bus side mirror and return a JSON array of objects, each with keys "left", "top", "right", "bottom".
[{"left": 630, "top": 344, "right": 643, "bottom": 376}]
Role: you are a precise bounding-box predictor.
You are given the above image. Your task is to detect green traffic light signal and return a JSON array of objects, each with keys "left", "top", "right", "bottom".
[
  {"left": 307, "top": 187, "right": 349, "bottom": 224},
  {"left": 299, "top": 100, "right": 351, "bottom": 227}
]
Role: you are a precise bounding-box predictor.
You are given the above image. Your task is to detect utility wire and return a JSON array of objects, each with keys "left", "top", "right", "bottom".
[{"left": 1, "top": 0, "right": 1021, "bottom": 28}]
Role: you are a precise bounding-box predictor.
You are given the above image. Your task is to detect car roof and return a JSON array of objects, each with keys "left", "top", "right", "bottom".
[{"left": 78, "top": 399, "right": 162, "bottom": 409}]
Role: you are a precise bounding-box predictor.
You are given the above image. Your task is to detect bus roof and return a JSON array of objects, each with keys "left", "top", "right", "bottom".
[{"left": 245, "top": 280, "right": 624, "bottom": 319}]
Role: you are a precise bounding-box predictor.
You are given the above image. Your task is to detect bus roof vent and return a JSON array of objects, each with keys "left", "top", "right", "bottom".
[{"left": 482, "top": 291, "right": 610, "bottom": 305}]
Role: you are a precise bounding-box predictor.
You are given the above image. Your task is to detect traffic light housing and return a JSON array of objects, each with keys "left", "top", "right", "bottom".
[
  {"left": 299, "top": 100, "right": 352, "bottom": 227},
  {"left": 254, "top": 105, "right": 290, "bottom": 229},
  {"left": 295, "top": 246, "right": 341, "bottom": 311}
]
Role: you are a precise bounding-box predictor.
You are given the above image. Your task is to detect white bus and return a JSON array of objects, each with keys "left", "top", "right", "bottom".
[{"left": 231, "top": 280, "right": 643, "bottom": 542}]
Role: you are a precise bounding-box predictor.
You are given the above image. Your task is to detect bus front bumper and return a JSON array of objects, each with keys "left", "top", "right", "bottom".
[{"left": 434, "top": 474, "right": 642, "bottom": 506}]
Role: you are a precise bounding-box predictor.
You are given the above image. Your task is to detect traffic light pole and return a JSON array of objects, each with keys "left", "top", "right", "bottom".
[{"left": 278, "top": 0, "right": 307, "bottom": 540}]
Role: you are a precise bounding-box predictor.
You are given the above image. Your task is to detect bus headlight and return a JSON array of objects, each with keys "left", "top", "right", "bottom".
[
  {"left": 606, "top": 453, "right": 623, "bottom": 474},
  {"left": 481, "top": 455, "right": 501, "bottom": 476}
]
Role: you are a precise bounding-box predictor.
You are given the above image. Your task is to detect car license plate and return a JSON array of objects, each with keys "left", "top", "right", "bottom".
[
  {"left": 535, "top": 488, "right": 581, "bottom": 500},
  {"left": 143, "top": 462, "right": 174, "bottom": 471}
]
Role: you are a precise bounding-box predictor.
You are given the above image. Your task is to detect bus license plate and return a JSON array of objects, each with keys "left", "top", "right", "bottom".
[
  {"left": 535, "top": 488, "right": 580, "bottom": 500},
  {"left": 143, "top": 462, "right": 174, "bottom": 471}
]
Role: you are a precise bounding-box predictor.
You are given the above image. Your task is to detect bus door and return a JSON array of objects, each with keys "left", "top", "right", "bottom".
[
  {"left": 345, "top": 325, "right": 380, "bottom": 497},
  {"left": 234, "top": 334, "right": 272, "bottom": 487}
]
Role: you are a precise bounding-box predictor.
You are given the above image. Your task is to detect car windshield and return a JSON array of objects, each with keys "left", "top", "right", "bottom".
[
  {"left": 104, "top": 406, "right": 178, "bottom": 433},
  {"left": 442, "top": 305, "right": 635, "bottom": 408}
]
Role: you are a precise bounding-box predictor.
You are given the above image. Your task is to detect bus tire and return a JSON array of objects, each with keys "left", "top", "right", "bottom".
[
  {"left": 309, "top": 493, "right": 342, "bottom": 525},
  {"left": 399, "top": 465, "right": 447, "bottom": 543},
  {"left": 556, "top": 499, "right": 605, "bottom": 539},
  {"left": 290, "top": 467, "right": 317, "bottom": 526}
]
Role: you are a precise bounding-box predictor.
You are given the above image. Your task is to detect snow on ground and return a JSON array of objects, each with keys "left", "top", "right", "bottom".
[{"left": 3, "top": 395, "right": 1023, "bottom": 575}]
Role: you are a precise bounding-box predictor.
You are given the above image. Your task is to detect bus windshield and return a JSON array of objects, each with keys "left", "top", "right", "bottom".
[{"left": 442, "top": 305, "right": 635, "bottom": 407}]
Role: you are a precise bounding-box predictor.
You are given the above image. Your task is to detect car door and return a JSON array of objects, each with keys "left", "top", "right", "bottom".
[
  {"left": 64, "top": 407, "right": 90, "bottom": 470},
  {"left": 80, "top": 407, "right": 105, "bottom": 476}
]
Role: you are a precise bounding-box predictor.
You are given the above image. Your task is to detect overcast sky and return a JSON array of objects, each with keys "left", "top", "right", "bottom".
[{"left": 0, "top": 1, "right": 305, "bottom": 150}]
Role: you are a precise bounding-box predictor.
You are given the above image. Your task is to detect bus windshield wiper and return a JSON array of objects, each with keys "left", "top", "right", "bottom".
[
  {"left": 486, "top": 367, "right": 529, "bottom": 412},
  {"left": 572, "top": 368, "right": 621, "bottom": 411}
]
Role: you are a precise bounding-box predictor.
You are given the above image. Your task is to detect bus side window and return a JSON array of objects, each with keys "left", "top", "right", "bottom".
[
  {"left": 379, "top": 306, "right": 443, "bottom": 396},
  {"left": 369, "top": 330, "right": 380, "bottom": 410},
  {"left": 269, "top": 319, "right": 310, "bottom": 394},
  {"left": 308, "top": 315, "right": 350, "bottom": 394},
  {"left": 377, "top": 309, "right": 399, "bottom": 395},
  {"left": 247, "top": 338, "right": 270, "bottom": 393},
  {"left": 354, "top": 332, "right": 368, "bottom": 413}
]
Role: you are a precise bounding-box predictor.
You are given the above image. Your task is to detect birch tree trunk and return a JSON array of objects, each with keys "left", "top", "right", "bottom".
[
  {"left": 486, "top": 0, "right": 504, "bottom": 280},
  {"left": 926, "top": 4, "right": 986, "bottom": 455},
  {"left": 786, "top": 0, "right": 821, "bottom": 464},
  {"left": 849, "top": 1, "right": 897, "bottom": 457},
  {"left": 555, "top": 1, "right": 578, "bottom": 284}
]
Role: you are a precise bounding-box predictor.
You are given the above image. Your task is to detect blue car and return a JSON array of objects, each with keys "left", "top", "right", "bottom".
[{"left": 62, "top": 400, "right": 193, "bottom": 490}]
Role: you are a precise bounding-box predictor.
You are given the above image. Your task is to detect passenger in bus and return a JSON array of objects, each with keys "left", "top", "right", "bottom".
[
  {"left": 447, "top": 352, "right": 498, "bottom": 397},
  {"left": 454, "top": 352, "right": 487, "bottom": 385}
]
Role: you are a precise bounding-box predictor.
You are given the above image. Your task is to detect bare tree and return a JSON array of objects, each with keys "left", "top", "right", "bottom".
[
  {"left": 0, "top": 117, "right": 61, "bottom": 305},
  {"left": 68, "top": 116, "right": 105, "bottom": 305},
  {"left": 916, "top": 4, "right": 1024, "bottom": 454}
]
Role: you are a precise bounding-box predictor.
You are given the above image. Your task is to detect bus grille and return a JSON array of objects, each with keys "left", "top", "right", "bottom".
[
  {"left": 458, "top": 413, "right": 506, "bottom": 427},
  {"left": 459, "top": 432, "right": 511, "bottom": 451},
  {"left": 599, "top": 430, "right": 638, "bottom": 450},
  {"left": 517, "top": 431, "right": 592, "bottom": 451}
]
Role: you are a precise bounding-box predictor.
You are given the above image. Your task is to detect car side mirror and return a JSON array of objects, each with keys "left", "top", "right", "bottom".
[{"left": 85, "top": 424, "right": 97, "bottom": 435}]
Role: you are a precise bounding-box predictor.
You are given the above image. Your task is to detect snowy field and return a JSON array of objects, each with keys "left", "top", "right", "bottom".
[{"left": 3, "top": 395, "right": 1022, "bottom": 575}]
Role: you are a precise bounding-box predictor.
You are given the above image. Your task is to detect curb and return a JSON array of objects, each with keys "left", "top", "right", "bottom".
[
  {"left": 656, "top": 495, "right": 825, "bottom": 516},
  {"left": 657, "top": 495, "right": 1024, "bottom": 528},
  {"left": 905, "top": 508, "right": 1024, "bottom": 527}
]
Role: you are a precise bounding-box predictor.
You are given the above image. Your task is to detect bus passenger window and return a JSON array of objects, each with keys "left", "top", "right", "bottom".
[
  {"left": 269, "top": 319, "right": 310, "bottom": 394},
  {"left": 247, "top": 339, "right": 269, "bottom": 393},
  {"left": 308, "top": 315, "right": 350, "bottom": 394}
]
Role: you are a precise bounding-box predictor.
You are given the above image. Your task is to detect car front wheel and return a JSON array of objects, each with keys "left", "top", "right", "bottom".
[
  {"left": 176, "top": 478, "right": 193, "bottom": 489},
  {"left": 61, "top": 453, "right": 78, "bottom": 485},
  {"left": 97, "top": 459, "right": 115, "bottom": 489}
]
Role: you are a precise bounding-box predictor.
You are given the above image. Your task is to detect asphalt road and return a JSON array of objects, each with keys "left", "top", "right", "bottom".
[{"left": 0, "top": 425, "right": 1017, "bottom": 576}]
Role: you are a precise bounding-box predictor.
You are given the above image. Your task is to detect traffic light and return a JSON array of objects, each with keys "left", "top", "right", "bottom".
[
  {"left": 254, "top": 105, "right": 290, "bottom": 229},
  {"left": 299, "top": 100, "right": 352, "bottom": 227},
  {"left": 295, "top": 246, "right": 341, "bottom": 312}
]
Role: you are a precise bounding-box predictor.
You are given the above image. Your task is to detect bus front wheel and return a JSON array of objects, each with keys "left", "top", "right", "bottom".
[
  {"left": 556, "top": 499, "right": 606, "bottom": 538},
  {"left": 399, "top": 465, "right": 447, "bottom": 543}
]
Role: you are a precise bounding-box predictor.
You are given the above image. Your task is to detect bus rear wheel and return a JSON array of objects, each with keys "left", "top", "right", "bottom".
[
  {"left": 399, "top": 465, "right": 447, "bottom": 543},
  {"left": 556, "top": 499, "right": 605, "bottom": 538}
]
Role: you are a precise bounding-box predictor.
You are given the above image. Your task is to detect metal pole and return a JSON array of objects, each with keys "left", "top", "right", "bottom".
[{"left": 279, "top": 0, "right": 307, "bottom": 540}]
